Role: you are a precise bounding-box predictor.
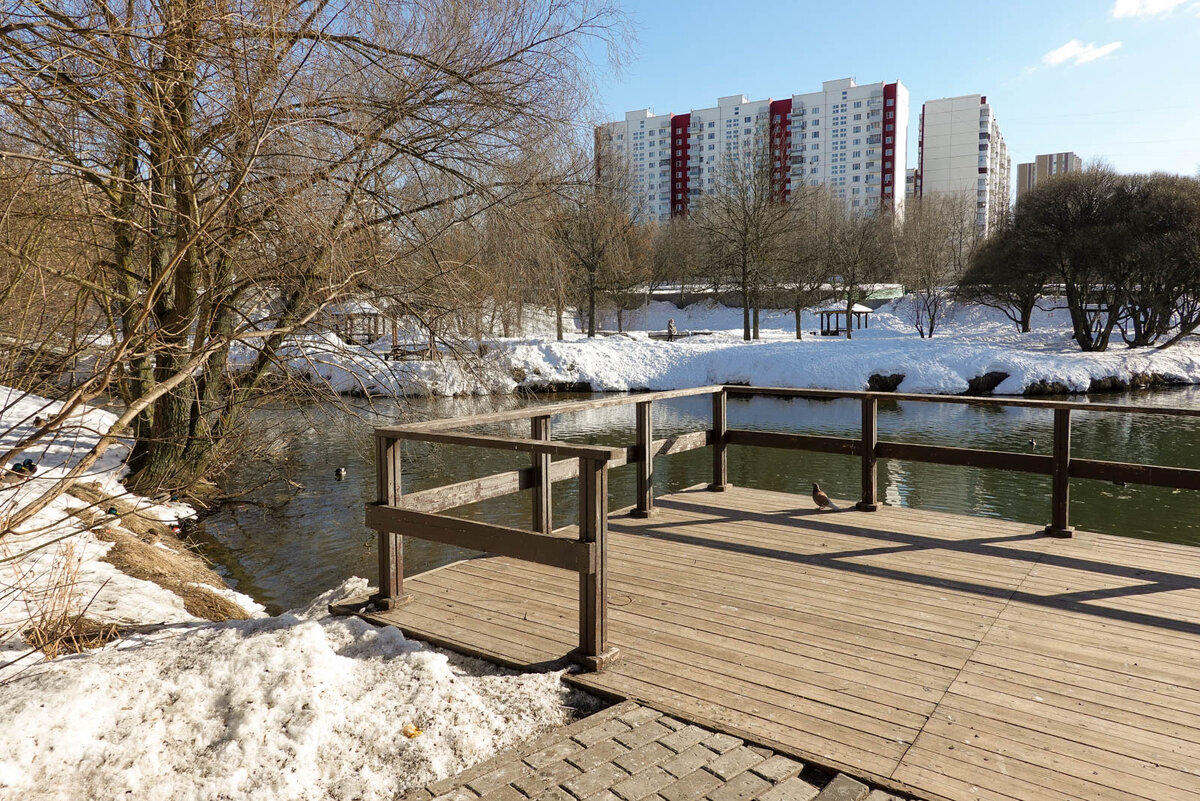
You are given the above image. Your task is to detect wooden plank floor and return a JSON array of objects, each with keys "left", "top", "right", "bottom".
[{"left": 361, "top": 486, "right": 1200, "bottom": 801}]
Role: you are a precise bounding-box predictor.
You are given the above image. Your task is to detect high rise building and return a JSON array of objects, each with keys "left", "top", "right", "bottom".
[
  {"left": 915, "top": 94, "right": 1010, "bottom": 235},
  {"left": 1016, "top": 152, "right": 1084, "bottom": 197},
  {"left": 596, "top": 78, "right": 908, "bottom": 223}
]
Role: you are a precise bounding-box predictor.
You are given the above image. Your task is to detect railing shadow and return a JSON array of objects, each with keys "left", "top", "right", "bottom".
[{"left": 626, "top": 494, "right": 1200, "bottom": 638}]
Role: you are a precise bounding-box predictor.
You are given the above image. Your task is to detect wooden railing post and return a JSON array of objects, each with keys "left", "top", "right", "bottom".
[
  {"left": 375, "top": 434, "right": 412, "bottom": 610},
  {"left": 709, "top": 389, "right": 729, "bottom": 491},
  {"left": 577, "top": 458, "right": 618, "bottom": 671},
  {"left": 1046, "top": 408, "right": 1074, "bottom": 538},
  {"left": 857, "top": 396, "right": 879, "bottom": 511},
  {"left": 633, "top": 401, "right": 653, "bottom": 518},
  {"left": 531, "top": 415, "right": 552, "bottom": 534}
]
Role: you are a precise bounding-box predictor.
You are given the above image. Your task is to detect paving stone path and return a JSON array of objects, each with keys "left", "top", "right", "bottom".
[{"left": 401, "top": 701, "right": 908, "bottom": 801}]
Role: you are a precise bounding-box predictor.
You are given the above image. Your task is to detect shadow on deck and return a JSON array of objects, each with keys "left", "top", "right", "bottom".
[{"left": 358, "top": 485, "right": 1200, "bottom": 801}]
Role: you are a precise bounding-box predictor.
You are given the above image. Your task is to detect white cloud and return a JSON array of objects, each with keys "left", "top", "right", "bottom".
[
  {"left": 1042, "top": 39, "right": 1123, "bottom": 66},
  {"left": 1111, "top": 0, "right": 1188, "bottom": 17}
]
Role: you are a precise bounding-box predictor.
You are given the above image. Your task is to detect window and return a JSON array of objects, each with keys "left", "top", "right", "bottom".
[
  {"left": 852, "top": 163, "right": 861, "bottom": 170},
  {"left": 886, "top": 98, "right": 894, "bottom": 106}
]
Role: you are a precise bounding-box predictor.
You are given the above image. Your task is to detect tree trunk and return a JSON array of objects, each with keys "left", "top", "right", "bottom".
[
  {"left": 556, "top": 297, "right": 565, "bottom": 341},
  {"left": 617, "top": 307, "right": 623, "bottom": 333},
  {"left": 845, "top": 297, "right": 854, "bottom": 340},
  {"left": 795, "top": 302, "right": 803, "bottom": 339},
  {"left": 587, "top": 279, "right": 597, "bottom": 337},
  {"left": 752, "top": 306, "right": 760, "bottom": 340}
]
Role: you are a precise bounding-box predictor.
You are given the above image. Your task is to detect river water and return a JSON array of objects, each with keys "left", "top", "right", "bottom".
[{"left": 192, "top": 388, "right": 1200, "bottom": 613}]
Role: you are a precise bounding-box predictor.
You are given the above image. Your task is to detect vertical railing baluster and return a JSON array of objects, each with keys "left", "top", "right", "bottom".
[
  {"left": 857, "top": 396, "right": 879, "bottom": 511},
  {"left": 375, "top": 434, "right": 410, "bottom": 610},
  {"left": 633, "top": 401, "right": 653, "bottom": 517},
  {"left": 1046, "top": 408, "right": 1074, "bottom": 537},
  {"left": 710, "top": 389, "right": 728, "bottom": 491},
  {"left": 577, "top": 457, "right": 617, "bottom": 670},
  {"left": 531, "top": 415, "right": 552, "bottom": 534}
]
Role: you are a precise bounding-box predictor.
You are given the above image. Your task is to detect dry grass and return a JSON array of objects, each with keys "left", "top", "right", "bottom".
[
  {"left": 68, "top": 485, "right": 250, "bottom": 623},
  {"left": 15, "top": 541, "right": 121, "bottom": 659}
]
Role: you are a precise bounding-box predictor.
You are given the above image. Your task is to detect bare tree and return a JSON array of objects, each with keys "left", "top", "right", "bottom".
[
  {"left": 690, "top": 137, "right": 793, "bottom": 340},
  {"left": 0, "top": 0, "right": 629, "bottom": 525},
  {"left": 816, "top": 198, "right": 892, "bottom": 340},
  {"left": 892, "top": 192, "right": 977, "bottom": 338},
  {"left": 553, "top": 142, "right": 641, "bottom": 338},
  {"left": 957, "top": 227, "right": 1046, "bottom": 333}
]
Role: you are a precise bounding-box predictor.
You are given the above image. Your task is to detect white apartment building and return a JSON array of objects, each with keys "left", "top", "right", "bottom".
[
  {"left": 596, "top": 78, "right": 909, "bottom": 223},
  {"left": 915, "top": 94, "right": 1011, "bottom": 235}
]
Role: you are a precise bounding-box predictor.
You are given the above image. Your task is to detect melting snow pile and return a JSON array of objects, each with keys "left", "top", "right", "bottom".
[
  {"left": 1, "top": 388, "right": 586, "bottom": 799},
  {"left": 0, "top": 579, "right": 583, "bottom": 801},
  {"left": 0, "top": 387, "right": 236, "bottom": 672}
]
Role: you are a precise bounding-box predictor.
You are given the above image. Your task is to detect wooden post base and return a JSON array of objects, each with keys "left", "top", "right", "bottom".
[
  {"left": 629, "top": 509, "right": 653, "bottom": 519},
  {"left": 855, "top": 501, "right": 880, "bottom": 512},
  {"left": 707, "top": 482, "right": 729, "bottom": 492},
  {"left": 372, "top": 592, "right": 415, "bottom": 611},
  {"left": 1044, "top": 525, "right": 1074, "bottom": 539},
  {"left": 573, "top": 646, "right": 620, "bottom": 672}
]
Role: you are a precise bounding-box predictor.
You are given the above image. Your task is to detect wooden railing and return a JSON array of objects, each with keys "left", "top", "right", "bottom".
[{"left": 367, "top": 385, "right": 1200, "bottom": 670}]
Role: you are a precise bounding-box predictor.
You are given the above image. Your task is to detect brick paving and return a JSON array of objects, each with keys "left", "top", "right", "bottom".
[{"left": 401, "top": 701, "right": 910, "bottom": 801}]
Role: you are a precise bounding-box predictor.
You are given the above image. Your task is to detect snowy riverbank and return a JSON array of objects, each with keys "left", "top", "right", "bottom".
[
  {"left": 279, "top": 299, "right": 1200, "bottom": 397},
  {"left": 0, "top": 388, "right": 592, "bottom": 800}
]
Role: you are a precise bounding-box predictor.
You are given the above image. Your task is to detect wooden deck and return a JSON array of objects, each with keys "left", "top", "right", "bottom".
[{"left": 360, "top": 485, "right": 1200, "bottom": 801}]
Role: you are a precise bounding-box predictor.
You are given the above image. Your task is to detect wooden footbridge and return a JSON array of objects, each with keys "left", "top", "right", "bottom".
[{"left": 353, "top": 386, "right": 1200, "bottom": 801}]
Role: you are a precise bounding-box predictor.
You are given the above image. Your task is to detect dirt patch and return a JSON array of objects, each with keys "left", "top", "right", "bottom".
[
  {"left": 867, "top": 373, "right": 905, "bottom": 392},
  {"left": 966, "top": 371, "right": 1010, "bottom": 395},
  {"left": 1023, "top": 379, "right": 1074, "bottom": 396},
  {"left": 68, "top": 484, "right": 249, "bottom": 622}
]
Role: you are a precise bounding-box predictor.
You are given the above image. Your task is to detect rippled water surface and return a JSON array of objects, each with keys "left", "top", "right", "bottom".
[{"left": 193, "top": 388, "right": 1200, "bottom": 612}]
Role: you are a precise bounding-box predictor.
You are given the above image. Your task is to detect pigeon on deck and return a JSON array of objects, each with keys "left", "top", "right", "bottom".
[{"left": 812, "top": 483, "right": 840, "bottom": 511}]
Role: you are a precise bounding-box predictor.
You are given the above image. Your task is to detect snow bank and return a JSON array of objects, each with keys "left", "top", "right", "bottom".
[
  {"left": 243, "top": 298, "right": 1200, "bottom": 399},
  {"left": 506, "top": 299, "right": 1200, "bottom": 396},
  {"left": 1, "top": 387, "right": 223, "bottom": 673},
  {"left": 0, "top": 577, "right": 584, "bottom": 801}
]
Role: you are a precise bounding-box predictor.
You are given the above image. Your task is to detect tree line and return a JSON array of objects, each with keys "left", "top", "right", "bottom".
[{"left": 961, "top": 168, "right": 1200, "bottom": 351}]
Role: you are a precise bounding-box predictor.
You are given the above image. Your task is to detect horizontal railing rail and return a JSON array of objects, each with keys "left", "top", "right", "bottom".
[{"left": 368, "top": 384, "right": 1200, "bottom": 671}]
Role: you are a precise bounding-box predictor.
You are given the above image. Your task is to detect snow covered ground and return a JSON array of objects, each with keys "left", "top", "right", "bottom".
[
  {"left": 1, "top": 388, "right": 589, "bottom": 800},
  {"left": 268, "top": 298, "right": 1200, "bottom": 397}
]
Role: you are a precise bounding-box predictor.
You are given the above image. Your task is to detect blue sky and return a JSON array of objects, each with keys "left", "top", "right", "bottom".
[{"left": 592, "top": 0, "right": 1200, "bottom": 177}]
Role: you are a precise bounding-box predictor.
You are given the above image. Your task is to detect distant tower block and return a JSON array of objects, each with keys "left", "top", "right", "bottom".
[{"left": 1016, "top": 152, "right": 1084, "bottom": 197}]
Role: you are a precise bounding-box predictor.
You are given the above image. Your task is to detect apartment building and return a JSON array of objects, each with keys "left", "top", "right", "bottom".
[
  {"left": 914, "top": 94, "right": 1011, "bottom": 235},
  {"left": 1016, "top": 151, "right": 1084, "bottom": 197},
  {"left": 596, "top": 78, "right": 909, "bottom": 223}
]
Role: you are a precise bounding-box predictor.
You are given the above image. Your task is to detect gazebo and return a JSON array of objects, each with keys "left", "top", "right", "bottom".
[{"left": 819, "top": 304, "right": 872, "bottom": 336}]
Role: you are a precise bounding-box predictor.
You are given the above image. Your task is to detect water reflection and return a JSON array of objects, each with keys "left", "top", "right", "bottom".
[{"left": 193, "top": 388, "right": 1200, "bottom": 612}]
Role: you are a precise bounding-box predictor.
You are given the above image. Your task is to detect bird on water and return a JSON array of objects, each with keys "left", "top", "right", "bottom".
[
  {"left": 812, "top": 483, "right": 840, "bottom": 511},
  {"left": 334, "top": 467, "right": 347, "bottom": 480}
]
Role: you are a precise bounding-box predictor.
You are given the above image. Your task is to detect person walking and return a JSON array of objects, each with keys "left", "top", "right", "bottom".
[{"left": 666, "top": 319, "right": 677, "bottom": 342}]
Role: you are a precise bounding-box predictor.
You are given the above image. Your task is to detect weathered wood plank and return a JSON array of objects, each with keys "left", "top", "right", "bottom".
[
  {"left": 531, "top": 415, "right": 552, "bottom": 533},
  {"left": 1070, "top": 457, "right": 1200, "bottom": 490},
  {"left": 875, "top": 441, "right": 1052, "bottom": 474},
  {"left": 724, "top": 384, "right": 1200, "bottom": 418},
  {"left": 385, "top": 385, "right": 723, "bottom": 432},
  {"left": 365, "top": 504, "right": 593, "bottom": 572},
  {"left": 380, "top": 429, "right": 623, "bottom": 460},
  {"left": 725, "top": 428, "right": 862, "bottom": 455},
  {"left": 710, "top": 390, "right": 728, "bottom": 490}
]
